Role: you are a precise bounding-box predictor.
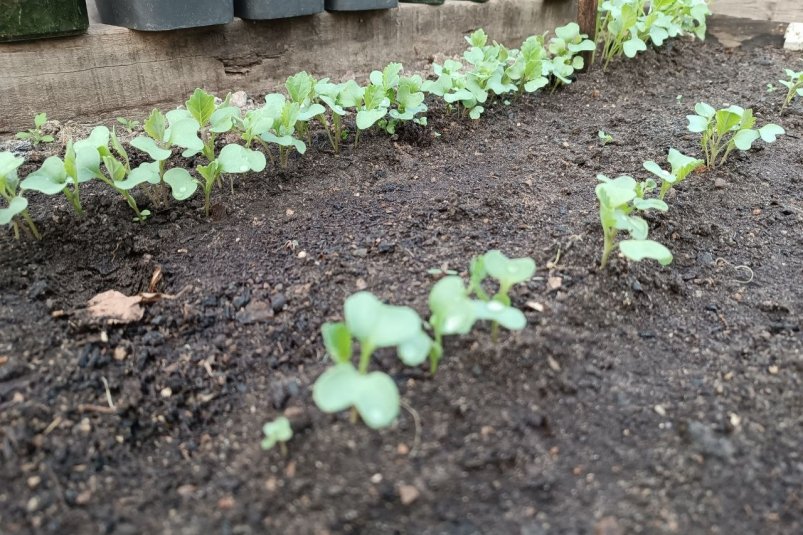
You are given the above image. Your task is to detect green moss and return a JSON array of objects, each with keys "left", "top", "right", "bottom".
[{"left": 0, "top": 0, "right": 88, "bottom": 42}]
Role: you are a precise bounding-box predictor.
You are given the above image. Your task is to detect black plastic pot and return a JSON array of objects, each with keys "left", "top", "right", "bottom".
[
  {"left": 325, "top": 0, "right": 398, "bottom": 11},
  {"left": 234, "top": 0, "right": 323, "bottom": 20},
  {"left": 93, "top": 0, "right": 233, "bottom": 31},
  {"left": 0, "top": 0, "right": 89, "bottom": 42}
]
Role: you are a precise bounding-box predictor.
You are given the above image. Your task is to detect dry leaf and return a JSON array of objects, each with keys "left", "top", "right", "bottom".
[{"left": 87, "top": 290, "right": 144, "bottom": 324}]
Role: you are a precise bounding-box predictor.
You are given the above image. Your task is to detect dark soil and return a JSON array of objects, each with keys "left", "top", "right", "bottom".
[{"left": 1, "top": 38, "right": 802, "bottom": 535}]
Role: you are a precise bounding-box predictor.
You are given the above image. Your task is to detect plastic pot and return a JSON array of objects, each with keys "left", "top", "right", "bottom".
[
  {"left": 0, "top": 0, "right": 89, "bottom": 42},
  {"left": 325, "top": 0, "right": 398, "bottom": 11},
  {"left": 234, "top": 0, "right": 324, "bottom": 20},
  {"left": 93, "top": 0, "right": 233, "bottom": 31}
]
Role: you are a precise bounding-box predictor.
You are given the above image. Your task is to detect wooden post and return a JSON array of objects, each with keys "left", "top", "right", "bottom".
[{"left": 577, "top": 0, "right": 598, "bottom": 71}]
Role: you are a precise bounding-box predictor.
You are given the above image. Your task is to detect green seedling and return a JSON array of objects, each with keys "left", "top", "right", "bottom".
[
  {"left": 468, "top": 250, "right": 535, "bottom": 341},
  {"left": 116, "top": 117, "right": 140, "bottom": 132},
  {"left": 257, "top": 93, "right": 307, "bottom": 168},
  {"left": 261, "top": 416, "right": 293, "bottom": 455},
  {"left": 0, "top": 152, "right": 40, "bottom": 240},
  {"left": 596, "top": 174, "right": 672, "bottom": 269},
  {"left": 313, "top": 292, "right": 431, "bottom": 429},
  {"left": 462, "top": 30, "right": 517, "bottom": 101},
  {"left": 355, "top": 84, "right": 390, "bottom": 146},
  {"left": 185, "top": 88, "right": 241, "bottom": 162},
  {"left": 642, "top": 148, "right": 703, "bottom": 199},
  {"left": 505, "top": 35, "right": 550, "bottom": 94},
  {"left": 196, "top": 144, "right": 266, "bottom": 216},
  {"left": 24, "top": 127, "right": 152, "bottom": 221},
  {"left": 15, "top": 112, "right": 54, "bottom": 146},
  {"left": 543, "top": 22, "right": 595, "bottom": 87},
  {"left": 779, "top": 68, "right": 803, "bottom": 110},
  {"left": 766, "top": 83, "right": 777, "bottom": 93},
  {"left": 315, "top": 79, "right": 364, "bottom": 153},
  {"left": 285, "top": 71, "right": 326, "bottom": 143},
  {"left": 130, "top": 109, "right": 202, "bottom": 203},
  {"left": 652, "top": 0, "right": 709, "bottom": 40},
  {"left": 686, "top": 102, "right": 784, "bottom": 167},
  {"left": 382, "top": 75, "right": 428, "bottom": 134},
  {"left": 427, "top": 275, "right": 526, "bottom": 372},
  {"left": 598, "top": 130, "right": 614, "bottom": 145},
  {"left": 423, "top": 59, "right": 486, "bottom": 118}
]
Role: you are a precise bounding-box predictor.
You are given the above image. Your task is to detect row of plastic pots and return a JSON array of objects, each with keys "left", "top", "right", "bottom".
[
  {"left": 96, "top": 0, "right": 399, "bottom": 30},
  {"left": 0, "top": 0, "right": 400, "bottom": 42}
]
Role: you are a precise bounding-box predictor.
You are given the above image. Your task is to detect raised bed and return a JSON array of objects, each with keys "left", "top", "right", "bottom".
[
  {"left": 1, "top": 34, "right": 802, "bottom": 533},
  {"left": 325, "top": 0, "right": 398, "bottom": 11}
]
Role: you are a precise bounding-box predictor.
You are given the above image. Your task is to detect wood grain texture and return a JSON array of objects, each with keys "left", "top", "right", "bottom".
[
  {"left": 709, "top": 0, "right": 803, "bottom": 23},
  {"left": 0, "top": 0, "right": 575, "bottom": 132}
]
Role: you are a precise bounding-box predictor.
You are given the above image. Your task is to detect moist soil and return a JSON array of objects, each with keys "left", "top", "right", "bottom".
[{"left": 1, "top": 38, "right": 802, "bottom": 535}]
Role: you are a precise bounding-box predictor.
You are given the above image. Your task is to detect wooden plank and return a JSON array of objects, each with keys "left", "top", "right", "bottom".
[
  {"left": 709, "top": 0, "right": 803, "bottom": 23},
  {"left": 0, "top": 0, "right": 576, "bottom": 132},
  {"left": 577, "top": 0, "right": 598, "bottom": 72}
]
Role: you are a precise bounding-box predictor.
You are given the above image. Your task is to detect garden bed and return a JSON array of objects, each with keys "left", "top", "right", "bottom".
[{"left": 1, "top": 37, "right": 802, "bottom": 534}]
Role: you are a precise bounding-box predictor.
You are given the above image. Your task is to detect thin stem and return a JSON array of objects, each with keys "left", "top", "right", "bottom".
[
  {"left": 21, "top": 209, "right": 41, "bottom": 240},
  {"left": 317, "top": 114, "right": 337, "bottom": 153},
  {"left": 600, "top": 228, "right": 615, "bottom": 269},
  {"left": 357, "top": 343, "right": 374, "bottom": 375}
]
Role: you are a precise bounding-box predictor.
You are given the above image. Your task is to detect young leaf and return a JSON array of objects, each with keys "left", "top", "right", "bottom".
[
  {"left": 619, "top": 240, "right": 673, "bottom": 266},
  {"left": 322, "top": 322, "right": 352, "bottom": 364}
]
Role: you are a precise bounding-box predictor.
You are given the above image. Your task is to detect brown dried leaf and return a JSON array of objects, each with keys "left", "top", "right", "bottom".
[{"left": 86, "top": 290, "right": 144, "bottom": 324}]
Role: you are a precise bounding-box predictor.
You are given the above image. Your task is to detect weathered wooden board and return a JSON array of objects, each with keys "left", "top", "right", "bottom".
[
  {"left": 709, "top": 0, "right": 803, "bottom": 23},
  {"left": 0, "top": 0, "right": 575, "bottom": 132}
]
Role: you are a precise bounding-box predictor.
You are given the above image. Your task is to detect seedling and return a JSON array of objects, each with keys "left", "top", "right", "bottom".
[
  {"left": 779, "top": 68, "right": 803, "bottom": 110},
  {"left": 423, "top": 59, "right": 487, "bottom": 119},
  {"left": 643, "top": 148, "right": 703, "bottom": 199},
  {"left": 598, "top": 130, "right": 614, "bottom": 145},
  {"left": 15, "top": 113, "right": 54, "bottom": 146},
  {"left": 766, "top": 83, "right": 777, "bottom": 94},
  {"left": 686, "top": 102, "right": 784, "bottom": 167},
  {"left": 427, "top": 275, "right": 526, "bottom": 372},
  {"left": 505, "top": 35, "right": 549, "bottom": 94},
  {"left": 0, "top": 152, "right": 40, "bottom": 240},
  {"left": 355, "top": 84, "right": 390, "bottom": 146},
  {"left": 261, "top": 416, "right": 293, "bottom": 455},
  {"left": 130, "top": 109, "right": 203, "bottom": 203},
  {"left": 197, "top": 144, "right": 266, "bottom": 216},
  {"left": 382, "top": 75, "right": 428, "bottom": 134},
  {"left": 285, "top": 71, "right": 326, "bottom": 143},
  {"left": 257, "top": 94, "right": 308, "bottom": 168},
  {"left": 467, "top": 250, "right": 535, "bottom": 341},
  {"left": 596, "top": 174, "right": 672, "bottom": 268},
  {"left": 116, "top": 117, "right": 140, "bottom": 132},
  {"left": 544, "top": 23, "right": 595, "bottom": 87},
  {"left": 313, "top": 292, "right": 431, "bottom": 429},
  {"left": 185, "top": 88, "right": 241, "bottom": 162},
  {"left": 316, "top": 79, "right": 364, "bottom": 153}
]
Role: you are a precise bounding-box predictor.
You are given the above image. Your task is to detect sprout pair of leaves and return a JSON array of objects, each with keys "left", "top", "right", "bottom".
[
  {"left": 261, "top": 416, "right": 293, "bottom": 454},
  {"left": 23, "top": 126, "right": 151, "bottom": 221},
  {"left": 596, "top": 1, "right": 648, "bottom": 67},
  {"left": 779, "top": 68, "right": 803, "bottom": 111},
  {"left": 129, "top": 109, "right": 204, "bottom": 203},
  {"left": 369, "top": 63, "right": 428, "bottom": 134},
  {"left": 427, "top": 274, "right": 527, "bottom": 372},
  {"left": 543, "top": 23, "right": 596, "bottom": 86},
  {"left": 424, "top": 58, "right": 488, "bottom": 120},
  {"left": 598, "top": 130, "right": 614, "bottom": 145},
  {"left": 315, "top": 79, "right": 364, "bottom": 153},
  {"left": 686, "top": 102, "right": 785, "bottom": 168},
  {"left": 505, "top": 35, "right": 550, "bottom": 94},
  {"left": 463, "top": 30, "right": 518, "bottom": 99},
  {"left": 596, "top": 174, "right": 672, "bottom": 269},
  {"left": 15, "top": 113, "right": 54, "bottom": 146},
  {"left": 651, "top": 0, "right": 710, "bottom": 41},
  {"left": 256, "top": 93, "right": 308, "bottom": 168},
  {"left": 313, "top": 292, "right": 431, "bottom": 429},
  {"left": 0, "top": 152, "right": 40, "bottom": 240},
  {"left": 285, "top": 71, "right": 327, "bottom": 142},
  {"left": 197, "top": 144, "right": 266, "bottom": 216},
  {"left": 116, "top": 116, "right": 140, "bottom": 133},
  {"left": 184, "top": 89, "right": 241, "bottom": 162},
  {"left": 643, "top": 148, "right": 703, "bottom": 199}
]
